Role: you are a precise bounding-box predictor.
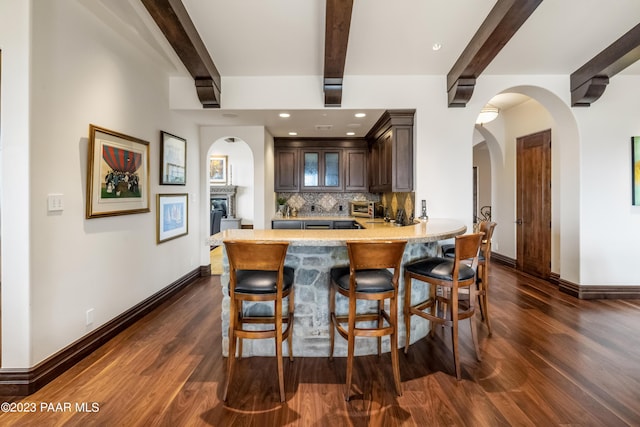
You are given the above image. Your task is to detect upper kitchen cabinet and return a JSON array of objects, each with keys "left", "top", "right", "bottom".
[
  {"left": 343, "top": 148, "right": 368, "bottom": 191},
  {"left": 366, "top": 110, "right": 414, "bottom": 193},
  {"left": 274, "top": 147, "right": 299, "bottom": 191},
  {"left": 301, "top": 149, "right": 342, "bottom": 191},
  {"left": 274, "top": 139, "right": 368, "bottom": 193}
]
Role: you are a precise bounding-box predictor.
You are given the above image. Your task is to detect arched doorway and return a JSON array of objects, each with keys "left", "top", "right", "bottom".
[
  {"left": 472, "top": 87, "right": 580, "bottom": 283},
  {"left": 207, "top": 137, "right": 254, "bottom": 231}
]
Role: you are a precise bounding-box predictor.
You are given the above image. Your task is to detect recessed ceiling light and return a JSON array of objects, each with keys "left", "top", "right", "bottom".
[
  {"left": 288, "top": 131, "right": 298, "bottom": 136},
  {"left": 432, "top": 43, "right": 442, "bottom": 51},
  {"left": 346, "top": 132, "right": 356, "bottom": 136},
  {"left": 279, "top": 113, "right": 290, "bottom": 118},
  {"left": 354, "top": 113, "right": 366, "bottom": 118}
]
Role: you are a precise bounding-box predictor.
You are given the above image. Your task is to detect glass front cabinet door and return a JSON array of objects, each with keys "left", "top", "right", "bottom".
[{"left": 301, "top": 149, "right": 343, "bottom": 191}]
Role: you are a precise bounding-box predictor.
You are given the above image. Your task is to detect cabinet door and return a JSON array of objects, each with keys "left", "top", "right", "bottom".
[
  {"left": 344, "top": 149, "right": 368, "bottom": 191},
  {"left": 323, "top": 151, "right": 341, "bottom": 188},
  {"left": 301, "top": 149, "right": 343, "bottom": 191},
  {"left": 274, "top": 148, "right": 299, "bottom": 191},
  {"left": 272, "top": 220, "right": 303, "bottom": 229},
  {"left": 393, "top": 126, "right": 413, "bottom": 191}
]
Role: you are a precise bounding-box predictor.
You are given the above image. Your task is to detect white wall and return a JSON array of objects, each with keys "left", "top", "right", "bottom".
[
  {"left": 0, "top": 0, "right": 32, "bottom": 368},
  {"left": 2, "top": 0, "right": 202, "bottom": 367},
  {"left": 574, "top": 75, "right": 640, "bottom": 285},
  {"left": 473, "top": 142, "right": 492, "bottom": 219}
]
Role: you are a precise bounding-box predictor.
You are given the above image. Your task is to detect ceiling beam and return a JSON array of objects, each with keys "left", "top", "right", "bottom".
[
  {"left": 141, "top": 0, "right": 221, "bottom": 108},
  {"left": 570, "top": 23, "right": 640, "bottom": 107},
  {"left": 324, "top": 0, "right": 354, "bottom": 107},
  {"left": 446, "top": 0, "right": 542, "bottom": 107}
]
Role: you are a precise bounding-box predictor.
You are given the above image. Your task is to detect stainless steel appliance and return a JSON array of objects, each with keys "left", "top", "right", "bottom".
[{"left": 350, "top": 201, "right": 382, "bottom": 218}]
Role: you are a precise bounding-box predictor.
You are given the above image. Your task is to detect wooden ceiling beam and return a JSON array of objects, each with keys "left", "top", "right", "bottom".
[
  {"left": 141, "top": 0, "right": 221, "bottom": 108},
  {"left": 446, "top": 0, "right": 542, "bottom": 107},
  {"left": 324, "top": 0, "right": 354, "bottom": 107},
  {"left": 570, "top": 23, "right": 640, "bottom": 107}
]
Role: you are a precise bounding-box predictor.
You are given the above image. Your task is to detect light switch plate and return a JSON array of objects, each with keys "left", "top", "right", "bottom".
[{"left": 48, "top": 194, "right": 64, "bottom": 212}]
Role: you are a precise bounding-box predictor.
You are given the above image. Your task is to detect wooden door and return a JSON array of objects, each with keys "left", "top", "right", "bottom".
[{"left": 516, "top": 129, "right": 551, "bottom": 279}]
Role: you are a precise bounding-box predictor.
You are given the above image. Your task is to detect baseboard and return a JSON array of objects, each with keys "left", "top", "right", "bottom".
[
  {"left": 491, "top": 252, "right": 516, "bottom": 268},
  {"left": 200, "top": 264, "right": 211, "bottom": 277},
  {"left": 559, "top": 279, "right": 640, "bottom": 299},
  {"left": 490, "top": 254, "right": 639, "bottom": 299},
  {"left": 0, "top": 267, "right": 201, "bottom": 396}
]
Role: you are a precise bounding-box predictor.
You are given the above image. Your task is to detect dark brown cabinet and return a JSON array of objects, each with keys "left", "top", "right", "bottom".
[
  {"left": 274, "top": 139, "right": 368, "bottom": 193},
  {"left": 301, "top": 149, "right": 342, "bottom": 191},
  {"left": 344, "top": 148, "right": 368, "bottom": 191},
  {"left": 274, "top": 148, "right": 299, "bottom": 191},
  {"left": 366, "top": 110, "right": 414, "bottom": 193}
]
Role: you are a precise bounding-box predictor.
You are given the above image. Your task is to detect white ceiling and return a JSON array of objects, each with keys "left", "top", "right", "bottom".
[{"left": 99, "top": 0, "right": 640, "bottom": 137}]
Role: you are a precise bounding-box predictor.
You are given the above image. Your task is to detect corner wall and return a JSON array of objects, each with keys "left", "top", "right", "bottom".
[{"left": 2, "top": 0, "right": 203, "bottom": 368}]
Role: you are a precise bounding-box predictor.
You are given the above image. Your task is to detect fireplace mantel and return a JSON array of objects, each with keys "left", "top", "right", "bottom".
[{"left": 210, "top": 185, "right": 237, "bottom": 218}]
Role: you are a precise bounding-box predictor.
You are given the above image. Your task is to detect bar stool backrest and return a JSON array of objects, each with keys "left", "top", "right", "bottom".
[
  {"left": 454, "top": 233, "right": 484, "bottom": 272},
  {"left": 225, "top": 240, "right": 289, "bottom": 272},
  {"left": 346, "top": 240, "right": 407, "bottom": 272}
]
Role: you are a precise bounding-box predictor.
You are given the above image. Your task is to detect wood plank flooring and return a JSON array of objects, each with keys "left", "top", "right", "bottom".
[{"left": 1, "top": 263, "right": 639, "bottom": 426}]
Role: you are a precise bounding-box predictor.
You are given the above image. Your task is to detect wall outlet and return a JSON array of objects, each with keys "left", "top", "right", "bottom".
[
  {"left": 339, "top": 205, "right": 343, "bottom": 211},
  {"left": 311, "top": 205, "right": 315, "bottom": 211},
  {"left": 86, "top": 308, "right": 94, "bottom": 326}
]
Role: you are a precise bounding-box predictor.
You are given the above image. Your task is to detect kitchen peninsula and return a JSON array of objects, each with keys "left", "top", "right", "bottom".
[{"left": 210, "top": 218, "right": 466, "bottom": 358}]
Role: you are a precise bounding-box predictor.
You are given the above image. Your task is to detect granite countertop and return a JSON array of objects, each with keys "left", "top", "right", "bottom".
[{"left": 210, "top": 218, "right": 466, "bottom": 246}]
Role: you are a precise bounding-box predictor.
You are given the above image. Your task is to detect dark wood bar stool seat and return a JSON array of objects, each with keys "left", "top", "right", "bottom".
[
  {"left": 441, "top": 221, "right": 497, "bottom": 335},
  {"left": 329, "top": 240, "right": 407, "bottom": 401},
  {"left": 223, "top": 240, "right": 294, "bottom": 403},
  {"left": 404, "top": 233, "right": 483, "bottom": 380}
]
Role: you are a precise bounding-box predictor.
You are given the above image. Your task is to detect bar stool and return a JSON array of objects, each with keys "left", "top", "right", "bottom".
[
  {"left": 441, "top": 221, "right": 497, "bottom": 335},
  {"left": 329, "top": 240, "right": 407, "bottom": 400},
  {"left": 222, "top": 240, "right": 294, "bottom": 402},
  {"left": 404, "top": 233, "right": 483, "bottom": 380}
]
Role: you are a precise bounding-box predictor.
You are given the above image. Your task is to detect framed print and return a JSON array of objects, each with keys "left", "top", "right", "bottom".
[
  {"left": 86, "top": 124, "right": 150, "bottom": 218},
  {"left": 633, "top": 136, "right": 640, "bottom": 206},
  {"left": 157, "top": 193, "right": 188, "bottom": 243},
  {"left": 160, "top": 131, "right": 186, "bottom": 185},
  {"left": 209, "top": 155, "right": 228, "bottom": 184}
]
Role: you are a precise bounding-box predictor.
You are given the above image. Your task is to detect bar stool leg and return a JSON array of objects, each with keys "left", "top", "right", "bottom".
[
  {"left": 344, "top": 298, "right": 356, "bottom": 401},
  {"left": 403, "top": 273, "right": 412, "bottom": 354},
  {"left": 390, "top": 291, "right": 402, "bottom": 396},
  {"left": 329, "top": 285, "right": 336, "bottom": 360},
  {"left": 223, "top": 299, "right": 237, "bottom": 401},
  {"left": 377, "top": 300, "right": 383, "bottom": 356}
]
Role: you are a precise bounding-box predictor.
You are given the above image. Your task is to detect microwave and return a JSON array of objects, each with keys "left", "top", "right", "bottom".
[{"left": 350, "top": 201, "right": 382, "bottom": 218}]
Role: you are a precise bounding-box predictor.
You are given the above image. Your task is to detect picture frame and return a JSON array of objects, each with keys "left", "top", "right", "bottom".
[
  {"left": 633, "top": 136, "right": 640, "bottom": 206},
  {"left": 86, "top": 124, "right": 150, "bottom": 218},
  {"left": 160, "top": 131, "right": 187, "bottom": 185},
  {"left": 209, "top": 155, "right": 228, "bottom": 184},
  {"left": 157, "top": 193, "right": 189, "bottom": 243}
]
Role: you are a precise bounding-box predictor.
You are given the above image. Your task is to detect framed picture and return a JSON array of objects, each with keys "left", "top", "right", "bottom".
[
  {"left": 633, "top": 136, "right": 640, "bottom": 206},
  {"left": 86, "top": 124, "right": 150, "bottom": 218},
  {"left": 157, "top": 193, "right": 188, "bottom": 243},
  {"left": 210, "top": 155, "right": 228, "bottom": 184},
  {"left": 160, "top": 131, "right": 186, "bottom": 185}
]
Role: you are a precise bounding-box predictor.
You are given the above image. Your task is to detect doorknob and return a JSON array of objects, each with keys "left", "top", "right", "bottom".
[{"left": 515, "top": 218, "right": 523, "bottom": 225}]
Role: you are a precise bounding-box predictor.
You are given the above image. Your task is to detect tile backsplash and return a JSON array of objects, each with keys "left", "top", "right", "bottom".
[{"left": 276, "top": 192, "right": 414, "bottom": 218}]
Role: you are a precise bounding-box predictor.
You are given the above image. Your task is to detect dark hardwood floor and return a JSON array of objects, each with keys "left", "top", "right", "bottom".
[{"left": 1, "top": 263, "right": 639, "bottom": 426}]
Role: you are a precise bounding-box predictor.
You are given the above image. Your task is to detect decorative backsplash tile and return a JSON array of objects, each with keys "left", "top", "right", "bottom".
[
  {"left": 287, "top": 193, "right": 306, "bottom": 210},
  {"left": 276, "top": 192, "right": 380, "bottom": 216},
  {"left": 275, "top": 191, "right": 414, "bottom": 218},
  {"left": 318, "top": 194, "right": 337, "bottom": 211}
]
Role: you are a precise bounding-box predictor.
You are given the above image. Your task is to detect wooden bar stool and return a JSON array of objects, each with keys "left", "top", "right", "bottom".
[
  {"left": 441, "top": 221, "right": 497, "bottom": 335},
  {"left": 404, "top": 233, "right": 483, "bottom": 380},
  {"left": 223, "top": 240, "right": 294, "bottom": 403},
  {"left": 329, "top": 240, "right": 407, "bottom": 400}
]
